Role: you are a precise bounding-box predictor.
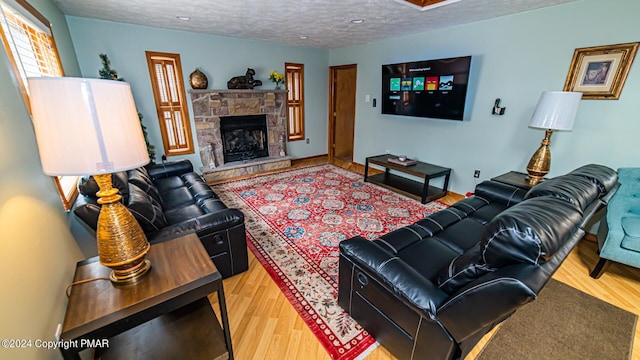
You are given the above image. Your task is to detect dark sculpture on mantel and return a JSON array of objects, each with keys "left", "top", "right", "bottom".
[{"left": 227, "top": 68, "right": 263, "bottom": 89}]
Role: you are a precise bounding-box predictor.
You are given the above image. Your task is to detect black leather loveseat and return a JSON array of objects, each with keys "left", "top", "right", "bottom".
[
  {"left": 74, "top": 160, "right": 248, "bottom": 278},
  {"left": 338, "top": 164, "right": 618, "bottom": 360}
]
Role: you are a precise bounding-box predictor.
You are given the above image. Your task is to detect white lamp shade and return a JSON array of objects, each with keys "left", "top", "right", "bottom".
[
  {"left": 28, "top": 77, "right": 150, "bottom": 176},
  {"left": 528, "top": 91, "right": 582, "bottom": 131}
]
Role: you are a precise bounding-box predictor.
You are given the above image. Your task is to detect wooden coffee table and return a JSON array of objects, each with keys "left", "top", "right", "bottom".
[
  {"left": 364, "top": 154, "right": 451, "bottom": 203},
  {"left": 59, "top": 233, "right": 233, "bottom": 360}
]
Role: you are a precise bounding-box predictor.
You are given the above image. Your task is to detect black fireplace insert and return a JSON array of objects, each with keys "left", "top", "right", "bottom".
[{"left": 219, "top": 115, "right": 269, "bottom": 163}]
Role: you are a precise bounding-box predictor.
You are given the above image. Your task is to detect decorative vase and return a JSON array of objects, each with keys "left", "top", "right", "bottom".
[
  {"left": 199, "top": 143, "right": 216, "bottom": 170},
  {"left": 189, "top": 68, "right": 208, "bottom": 89}
]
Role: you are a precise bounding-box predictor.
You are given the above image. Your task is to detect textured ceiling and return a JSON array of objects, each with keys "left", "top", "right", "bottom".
[{"left": 52, "top": 0, "right": 577, "bottom": 49}]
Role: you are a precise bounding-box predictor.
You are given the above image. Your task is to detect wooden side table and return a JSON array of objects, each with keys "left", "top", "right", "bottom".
[
  {"left": 60, "top": 233, "right": 233, "bottom": 360},
  {"left": 491, "top": 171, "right": 545, "bottom": 190}
]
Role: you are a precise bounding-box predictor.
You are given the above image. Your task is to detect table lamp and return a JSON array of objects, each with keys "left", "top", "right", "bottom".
[
  {"left": 525, "top": 91, "right": 582, "bottom": 184},
  {"left": 28, "top": 77, "right": 152, "bottom": 284}
]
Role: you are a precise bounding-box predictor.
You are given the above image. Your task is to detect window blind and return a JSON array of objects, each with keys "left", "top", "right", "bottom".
[{"left": 0, "top": 0, "right": 62, "bottom": 95}]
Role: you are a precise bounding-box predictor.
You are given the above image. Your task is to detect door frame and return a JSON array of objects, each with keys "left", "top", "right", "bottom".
[{"left": 328, "top": 64, "right": 357, "bottom": 162}]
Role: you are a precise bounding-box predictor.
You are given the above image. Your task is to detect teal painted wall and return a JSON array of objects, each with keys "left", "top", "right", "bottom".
[
  {"left": 65, "top": 17, "right": 329, "bottom": 166},
  {"left": 67, "top": 0, "right": 640, "bottom": 195},
  {"left": 0, "top": 0, "right": 87, "bottom": 359},
  {"left": 330, "top": 0, "right": 640, "bottom": 194}
]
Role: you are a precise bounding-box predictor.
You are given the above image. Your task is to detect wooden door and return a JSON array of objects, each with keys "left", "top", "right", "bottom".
[{"left": 329, "top": 64, "right": 357, "bottom": 162}]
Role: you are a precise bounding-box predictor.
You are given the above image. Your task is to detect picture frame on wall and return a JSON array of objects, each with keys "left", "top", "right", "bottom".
[{"left": 563, "top": 42, "right": 639, "bottom": 100}]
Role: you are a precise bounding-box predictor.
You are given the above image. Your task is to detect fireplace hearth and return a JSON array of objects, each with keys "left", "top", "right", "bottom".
[{"left": 220, "top": 115, "right": 268, "bottom": 163}]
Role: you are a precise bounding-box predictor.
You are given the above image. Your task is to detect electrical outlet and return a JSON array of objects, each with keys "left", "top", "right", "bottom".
[
  {"left": 474, "top": 170, "right": 481, "bottom": 178},
  {"left": 306, "top": 138, "right": 310, "bottom": 144}
]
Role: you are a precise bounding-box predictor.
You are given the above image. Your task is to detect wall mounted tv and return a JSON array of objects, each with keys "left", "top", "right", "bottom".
[{"left": 382, "top": 56, "right": 472, "bottom": 120}]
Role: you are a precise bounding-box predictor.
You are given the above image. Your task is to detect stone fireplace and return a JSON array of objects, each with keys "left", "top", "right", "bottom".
[{"left": 189, "top": 89, "right": 291, "bottom": 182}]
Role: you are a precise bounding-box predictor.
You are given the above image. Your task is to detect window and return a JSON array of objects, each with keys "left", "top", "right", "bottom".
[
  {"left": 0, "top": 0, "right": 77, "bottom": 211},
  {"left": 285, "top": 63, "right": 305, "bottom": 141},
  {"left": 145, "top": 51, "right": 194, "bottom": 156}
]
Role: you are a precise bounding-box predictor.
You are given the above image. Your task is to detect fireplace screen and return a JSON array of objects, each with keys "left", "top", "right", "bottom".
[{"left": 220, "top": 115, "right": 269, "bottom": 163}]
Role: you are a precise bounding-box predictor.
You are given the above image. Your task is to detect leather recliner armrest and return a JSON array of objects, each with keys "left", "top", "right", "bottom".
[
  {"left": 437, "top": 268, "right": 538, "bottom": 343},
  {"left": 147, "top": 208, "right": 244, "bottom": 243},
  {"left": 474, "top": 181, "right": 528, "bottom": 207},
  {"left": 146, "top": 160, "right": 194, "bottom": 180},
  {"left": 340, "top": 236, "right": 449, "bottom": 318},
  {"left": 73, "top": 197, "right": 100, "bottom": 231}
]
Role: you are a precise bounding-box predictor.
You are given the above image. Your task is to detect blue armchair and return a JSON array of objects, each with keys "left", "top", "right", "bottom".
[{"left": 591, "top": 167, "right": 640, "bottom": 278}]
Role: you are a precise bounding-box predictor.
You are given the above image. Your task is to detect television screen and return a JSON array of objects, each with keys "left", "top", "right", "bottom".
[{"left": 381, "top": 56, "right": 472, "bottom": 120}]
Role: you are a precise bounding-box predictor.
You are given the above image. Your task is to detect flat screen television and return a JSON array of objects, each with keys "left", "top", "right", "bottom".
[{"left": 381, "top": 56, "right": 472, "bottom": 120}]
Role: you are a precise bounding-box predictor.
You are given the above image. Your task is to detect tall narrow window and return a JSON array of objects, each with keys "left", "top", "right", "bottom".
[
  {"left": 0, "top": 0, "right": 76, "bottom": 211},
  {"left": 145, "top": 51, "right": 193, "bottom": 156},
  {"left": 285, "top": 63, "right": 305, "bottom": 141}
]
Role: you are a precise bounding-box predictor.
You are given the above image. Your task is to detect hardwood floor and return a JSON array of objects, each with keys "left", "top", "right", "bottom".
[{"left": 208, "top": 156, "right": 640, "bottom": 359}]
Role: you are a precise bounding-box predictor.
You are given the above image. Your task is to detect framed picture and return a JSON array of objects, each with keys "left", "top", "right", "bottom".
[{"left": 563, "top": 42, "right": 639, "bottom": 100}]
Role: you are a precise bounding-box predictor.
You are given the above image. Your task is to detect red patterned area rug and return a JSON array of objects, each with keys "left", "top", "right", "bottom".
[{"left": 212, "top": 164, "right": 447, "bottom": 359}]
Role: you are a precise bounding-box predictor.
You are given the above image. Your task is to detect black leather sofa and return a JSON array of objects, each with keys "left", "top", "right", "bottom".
[
  {"left": 338, "top": 164, "right": 618, "bottom": 360},
  {"left": 74, "top": 160, "right": 248, "bottom": 278}
]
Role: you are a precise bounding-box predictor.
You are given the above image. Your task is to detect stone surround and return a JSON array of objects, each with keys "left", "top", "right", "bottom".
[{"left": 189, "top": 89, "right": 290, "bottom": 180}]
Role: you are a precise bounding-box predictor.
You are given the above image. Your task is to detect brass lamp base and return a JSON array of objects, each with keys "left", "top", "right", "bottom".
[
  {"left": 94, "top": 173, "right": 152, "bottom": 284},
  {"left": 526, "top": 129, "right": 553, "bottom": 185},
  {"left": 110, "top": 259, "right": 152, "bottom": 283}
]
